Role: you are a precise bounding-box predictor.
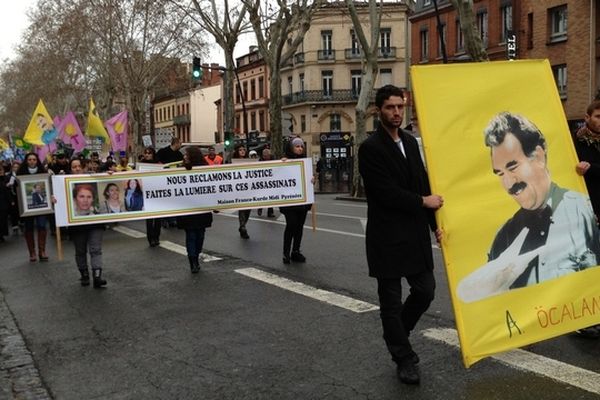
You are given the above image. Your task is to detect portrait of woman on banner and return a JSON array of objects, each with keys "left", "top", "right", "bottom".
[
  {"left": 98, "top": 182, "right": 126, "bottom": 214},
  {"left": 73, "top": 183, "right": 99, "bottom": 217},
  {"left": 124, "top": 179, "right": 144, "bottom": 211}
]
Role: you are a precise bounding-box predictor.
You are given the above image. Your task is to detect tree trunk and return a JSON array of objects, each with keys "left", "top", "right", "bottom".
[
  {"left": 269, "top": 67, "right": 283, "bottom": 158},
  {"left": 450, "top": 0, "right": 488, "bottom": 61},
  {"left": 352, "top": 107, "right": 367, "bottom": 197}
]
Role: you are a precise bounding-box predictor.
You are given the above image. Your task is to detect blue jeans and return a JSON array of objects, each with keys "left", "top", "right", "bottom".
[{"left": 185, "top": 228, "right": 205, "bottom": 259}]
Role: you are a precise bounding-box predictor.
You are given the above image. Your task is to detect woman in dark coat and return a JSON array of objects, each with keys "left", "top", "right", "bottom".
[
  {"left": 279, "top": 137, "right": 313, "bottom": 264},
  {"left": 16, "top": 152, "right": 49, "bottom": 262},
  {"left": 141, "top": 147, "right": 162, "bottom": 246},
  {"left": 177, "top": 146, "right": 213, "bottom": 273}
]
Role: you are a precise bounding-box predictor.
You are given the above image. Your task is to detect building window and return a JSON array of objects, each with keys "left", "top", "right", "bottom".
[
  {"left": 330, "top": 113, "right": 341, "bottom": 132},
  {"left": 477, "top": 10, "right": 488, "bottom": 48},
  {"left": 321, "top": 30, "right": 332, "bottom": 55},
  {"left": 351, "top": 30, "right": 360, "bottom": 55},
  {"left": 287, "top": 76, "right": 293, "bottom": 95},
  {"left": 242, "top": 81, "right": 248, "bottom": 100},
  {"left": 420, "top": 29, "right": 429, "bottom": 61},
  {"left": 500, "top": 4, "right": 513, "bottom": 43},
  {"left": 299, "top": 73, "right": 305, "bottom": 93},
  {"left": 235, "top": 115, "right": 241, "bottom": 132},
  {"left": 437, "top": 23, "right": 446, "bottom": 58},
  {"left": 301, "top": 115, "right": 306, "bottom": 133},
  {"left": 258, "top": 76, "right": 265, "bottom": 98},
  {"left": 259, "top": 111, "right": 265, "bottom": 131},
  {"left": 322, "top": 70, "right": 333, "bottom": 98},
  {"left": 424, "top": 0, "right": 431, "bottom": 5},
  {"left": 351, "top": 70, "right": 361, "bottom": 98},
  {"left": 553, "top": 64, "right": 567, "bottom": 99},
  {"left": 456, "top": 20, "right": 464, "bottom": 52},
  {"left": 549, "top": 5, "right": 567, "bottom": 42},
  {"left": 380, "top": 28, "right": 391, "bottom": 53},
  {"left": 251, "top": 79, "right": 256, "bottom": 100},
  {"left": 251, "top": 111, "right": 256, "bottom": 131},
  {"left": 380, "top": 68, "right": 392, "bottom": 86}
]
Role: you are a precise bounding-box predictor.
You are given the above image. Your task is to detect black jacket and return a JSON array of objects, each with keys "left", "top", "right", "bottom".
[{"left": 358, "top": 126, "right": 437, "bottom": 278}]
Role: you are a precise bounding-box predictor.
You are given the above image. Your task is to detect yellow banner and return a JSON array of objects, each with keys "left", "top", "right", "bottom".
[
  {"left": 23, "top": 99, "right": 56, "bottom": 146},
  {"left": 412, "top": 60, "right": 600, "bottom": 367},
  {"left": 85, "top": 98, "right": 110, "bottom": 143}
]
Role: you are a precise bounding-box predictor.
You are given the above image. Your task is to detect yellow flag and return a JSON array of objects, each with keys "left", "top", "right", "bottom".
[
  {"left": 23, "top": 99, "right": 56, "bottom": 146},
  {"left": 85, "top": 98, "right": 110, "bottom": 143},
  {"left": 412, "top": 60, "right": 600, "bottom": 367},
  {"left": 0, "top": 138, "right": 8, "bottom": 150}
]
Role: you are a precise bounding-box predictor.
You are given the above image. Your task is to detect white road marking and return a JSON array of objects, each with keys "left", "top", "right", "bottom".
[
  {"left": 159, "top": 241, "right": 221, "bottom": 262},
  {"left": 308, "top": 210, "right": 366, "bottom": 221},
  {"left": 235, "top": 267, "right": 379, "bottom": 313},
  {"left": 360, "top": 218, "right": 367, "bottom": 232},
  {"left": 332, "top": 202, "right": 368, "bottom": 209},
  {"left": 423, "top": 328, "right": 600, "bottom": 395},
  {"left": 112, "top": 225, "right": 146, "bottom": 238}
]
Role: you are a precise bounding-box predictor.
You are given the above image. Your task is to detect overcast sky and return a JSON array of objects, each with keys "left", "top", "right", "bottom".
[{"left": 0, "top": 0, "right": 255, "bottom": 65}]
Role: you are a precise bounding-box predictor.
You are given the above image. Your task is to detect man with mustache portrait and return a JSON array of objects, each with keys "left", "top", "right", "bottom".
[{"left": 457, "top": 112, "right": 600, "bottom": 303}]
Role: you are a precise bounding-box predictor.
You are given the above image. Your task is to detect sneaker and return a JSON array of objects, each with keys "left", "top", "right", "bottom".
[{"left": 239, "top": 228, "right": 249, "bottom": 239}]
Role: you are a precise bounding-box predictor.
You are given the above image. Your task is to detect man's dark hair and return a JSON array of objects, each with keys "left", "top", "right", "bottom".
[
  {"left": 586, "top": 100, "right": 600, "bottom": 116},
  {"left": 171, "top": 137, "right": 181, "bottom": 146},
  {"left": 375, "top": 85, "right": 404, "bottom": 109},
  {"left": 484, "top": 112, "right": 546, "bottom": 158}
]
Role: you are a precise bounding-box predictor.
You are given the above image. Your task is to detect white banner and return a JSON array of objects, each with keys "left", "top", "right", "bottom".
[{"left": 52, "top": 158, "right": 314, "bottom": 227}]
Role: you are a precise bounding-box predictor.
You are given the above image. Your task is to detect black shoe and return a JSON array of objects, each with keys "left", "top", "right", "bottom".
[
  {"left": 397, "top": 359, "right": 420, "bottom": 385},
  {"left": 79, "top": 270, "right": 90, "bottom": 287},
  {"left": 283, "top": 254, "right": 291, "bottom": 264},
  {"left": 149, "top": 240, "right": 160, "bottom": 247},
  {"left": 575, "top": 326, "right": 600, "bottom": 339},
  {"left": 92, "top": 270, "right": 107, "bottom": 288},
  {"left": 290, "top": 251, "right": 306, "bottom": 262},
  {"left": 239, "top": 228, "right": 250, "bottom": 239}
]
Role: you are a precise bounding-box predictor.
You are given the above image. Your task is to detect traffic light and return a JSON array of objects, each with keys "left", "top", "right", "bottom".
[
  {"left": 192, "top": 57, "right": 202, "bottom": 81},
  {"left": 224, "top": 131, "right": 233, "bottom": 150}
]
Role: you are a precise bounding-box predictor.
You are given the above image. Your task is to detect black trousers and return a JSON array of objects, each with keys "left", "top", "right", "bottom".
[
  {"left": 376, "top": 270, "right": 435, "bottom": 364},
  {"left": 282, "top": 209, "right": 308, "bottom": 255},
  {"left": 146, "top": 218, "right": 162, "bottom": 243}
]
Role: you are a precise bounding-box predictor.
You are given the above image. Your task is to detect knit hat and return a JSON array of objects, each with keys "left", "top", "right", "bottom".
[{"left": 291, "top": 137, "right": 304, "bottom": 147}]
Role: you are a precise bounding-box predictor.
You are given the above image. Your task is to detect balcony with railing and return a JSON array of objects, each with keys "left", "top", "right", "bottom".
[
  {"left": 345, "top": 48, "right": 362, "bottom": 60},
  {"left": 317, "top": 49, "right": 336, "bottom": 61},
  {"left": 282, "top": 89, "right": 376, "bottom": 106},
  {"left": 378, "top": 47, "right": 396, "bottom": 59},
  {"left": 294, "top": 52, "right": 305, "bottom": 64},
  {"left": 173, "top": 114, "right": 190, "bottom": 125}
]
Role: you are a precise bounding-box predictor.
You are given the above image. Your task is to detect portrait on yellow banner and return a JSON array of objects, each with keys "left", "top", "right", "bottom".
[{"left": 411, "top": 60, "right": 600, "bottom": 367}]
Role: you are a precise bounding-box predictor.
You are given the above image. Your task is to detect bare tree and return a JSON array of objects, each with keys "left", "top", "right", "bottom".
[
  {"left": 190, "top": 0, "right": 250, "bottom": 139},
  {"left": 243, "top": 0, "right": 324, "bottom": 158},
  {"left": 449, "top": 0, "right": 488, "bottom": 61},
  {"left": 346, "top": 0, "right": 383, "bottom": 197}
]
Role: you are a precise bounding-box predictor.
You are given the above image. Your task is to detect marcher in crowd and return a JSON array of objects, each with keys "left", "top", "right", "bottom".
[
  {"left": 177, "top": 146, "right": 213, "bottom": 273},
  {"left": 67, "top": 158, "right": 107, "bottom": 288},
  {"left": 358, "top": 85, "right": 443, "bottom": 385},
  {"left": 17, "top": 152, "right": 49, "bottom": 262},
  {"left": 116, "top": 155, "right": 132, "bottom": 172},
  {"left": 204, "top": 145, "right": 223, "bottom": 165},
  {"left": 280, "top": 137, "right": 313, "bottom": 264},
  {"left": 6, "top": 161, "right": 20, "bottom": 234},
  {"left": 233, "top": 144, "right": 251, "bottom": 239},
  {"left": 156, "top": 137, "right": 184, "bottom": 165},
  {"left": 141, "top": 147, "right": 162, "bottom": 247},
  {"left": 0, "top": 164, "right": 10, "bottom": 242},
  {"left": 257, "top": 148, "right": 275, "bottom": 218},
  {"left": 574, "top": 99, "right": 600, "bottom": 339}
]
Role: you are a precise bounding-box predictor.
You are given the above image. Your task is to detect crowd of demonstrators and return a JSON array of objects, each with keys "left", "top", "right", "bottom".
[
  {"left": 257, "top": 148, "right": 275, "bottom": 218},
  {"left": 16, "top": 152, "right": 50, "bottom": 262},
  {"left": 233, "top": 144, "right": 251, "bottom": 239},
  {"left": 176, "top": 146, "right": 213, "bottom": 273},
  {"left": 574, "top": 99, "right": 600, "bottom": 339},
  {"left": 67, "top": 158, "right": 107, "bottom": 288},
  {"left": 280, "top": 138, "right": 313, "bottom": 264}
]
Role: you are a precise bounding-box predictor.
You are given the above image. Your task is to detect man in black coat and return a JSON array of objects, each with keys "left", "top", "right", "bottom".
[{"left": 358, "top": 85, "right": 443, "bottom": 385}]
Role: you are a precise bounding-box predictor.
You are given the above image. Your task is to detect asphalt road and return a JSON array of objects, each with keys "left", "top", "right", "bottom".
[{"left": 0, "top": 194, "right": 599, "bottom": 399}]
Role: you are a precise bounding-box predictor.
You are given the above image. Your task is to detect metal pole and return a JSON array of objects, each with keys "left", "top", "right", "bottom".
[{"left": 432, "top": 0, "right": 448, "bottom": 64}]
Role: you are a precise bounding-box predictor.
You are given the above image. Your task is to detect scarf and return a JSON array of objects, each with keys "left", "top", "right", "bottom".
[{"left": 576, "top": 125, "right": 600, "bottom": 152}]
